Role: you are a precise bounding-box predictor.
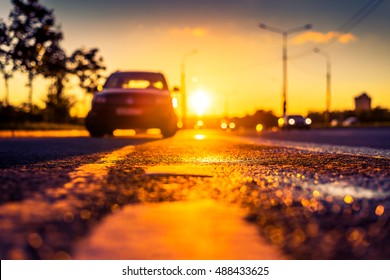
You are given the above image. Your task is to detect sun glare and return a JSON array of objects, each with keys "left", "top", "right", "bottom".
[{"left": 190, "top": 90, "right": 211, "bottom": 116}]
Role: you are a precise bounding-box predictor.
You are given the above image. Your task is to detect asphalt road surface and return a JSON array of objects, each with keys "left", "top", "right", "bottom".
[
  {"left": 0, "top": 129, "right": 389, "bottom": 259},
  {"left": 240, "top": 127, "right": 390, "bottom": 150}
]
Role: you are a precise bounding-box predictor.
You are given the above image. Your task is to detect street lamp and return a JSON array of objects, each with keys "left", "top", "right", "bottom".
[
  {"left": 259, "top": 23, "right": 312, "bottom": 117},
  {"left": 181, "top": 49, "right": 197, "bottom": 128},
  {"left": 314, "top": 48, "right": 331, "bottom": 125}
]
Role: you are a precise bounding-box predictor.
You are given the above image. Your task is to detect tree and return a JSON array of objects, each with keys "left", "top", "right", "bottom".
[
  {"left": 40, "top": 45, "right": 106, "bottom": 122},
  {"left": 9, "top": 0, "right": 63, "bottom": 112},
  {"left": 41, "top": 41, "right": 67, "bottom": 98},
  {"left": 68, "top": 48, "right": 106, "bottom": 94},
  {"left": 40, "top": 41, "right": 74, "bottom": 122},
  {"left": 43, "top": 92, "right": 75, "bottom": 123},
  {"left": 0, "top": 19, "right": 13, "bottom": 106}
]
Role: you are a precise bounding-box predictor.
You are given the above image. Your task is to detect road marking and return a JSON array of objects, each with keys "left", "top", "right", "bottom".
[
  {"left": 241, "top": 136, "right": 390, "bottom": 158},
  {"left": 74, "top": 199, "right": 284, "bottom": 259},
  {"left": 62, "top": 146, "right": 135, "bottom": 190},
  {"left": 313, "top": 181, "right": 390, "bottom": 200},
  {"left": 0, "top": 145, "right": 137, "bottom": 259}
]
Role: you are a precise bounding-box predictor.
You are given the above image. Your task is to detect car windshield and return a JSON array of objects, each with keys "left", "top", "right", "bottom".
[
  {"left": 104, "top": 72, "right": 168, "bottom": 90},
  {"left": 289, "top": 115, "right": 305, "bottom": 121}
]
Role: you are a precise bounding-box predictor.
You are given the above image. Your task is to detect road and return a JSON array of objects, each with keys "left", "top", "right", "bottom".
[
  {"left": 0, "top": 128, "right": 389, "bottom": 259},
  {"left": 240, "top": 127, "right": 390, "bottom": 150}
]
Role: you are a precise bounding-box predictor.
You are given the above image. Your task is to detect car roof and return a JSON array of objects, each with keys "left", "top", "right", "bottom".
[
  {"left": 103, "top": 71, "right": 169, "bottom": 90},
  {"left": 112, "top": 71, "right": 164, "bottom": 75}
]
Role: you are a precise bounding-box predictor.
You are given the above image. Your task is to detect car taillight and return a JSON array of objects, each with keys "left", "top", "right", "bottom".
[{"left": 171, "top": 97, "right": 179, "bottom": 109}]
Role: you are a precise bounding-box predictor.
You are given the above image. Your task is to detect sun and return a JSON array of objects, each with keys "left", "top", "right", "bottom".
[{"left": 190, "top": 90, "right": 211, "bottom": 116}]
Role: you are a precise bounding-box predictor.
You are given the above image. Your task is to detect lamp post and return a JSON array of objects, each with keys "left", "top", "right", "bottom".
[
  {"left": 180, "top": 50, "right": 197, "bottom": 128},
  {"left": 259, "top": 23, "right": 312, "bottom": 117},
  {"left": 314, "top": 48, "right": 331, "bottom": 125}
]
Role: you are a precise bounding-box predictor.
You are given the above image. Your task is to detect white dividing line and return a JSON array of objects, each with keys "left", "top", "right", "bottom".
[
  {"left": 313, "top": 181, "right": 390, "bottom": 200},
  {"left": 241, "top": 136, "right": 390, "bottom": 159}
]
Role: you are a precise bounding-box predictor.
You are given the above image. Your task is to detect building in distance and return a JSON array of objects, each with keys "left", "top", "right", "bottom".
[{"left": 355, "top": 92, "right": 371, "bottom": 112}]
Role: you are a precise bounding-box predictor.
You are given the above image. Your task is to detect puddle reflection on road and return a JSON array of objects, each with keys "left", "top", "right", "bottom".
[{"left": 75, "top": 200, "right": 284, "bottom": 260}]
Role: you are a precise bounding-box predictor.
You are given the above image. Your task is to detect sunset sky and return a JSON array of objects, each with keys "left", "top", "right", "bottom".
[{"left": 0, "top": 0, "right": 389, "bottom": 117}]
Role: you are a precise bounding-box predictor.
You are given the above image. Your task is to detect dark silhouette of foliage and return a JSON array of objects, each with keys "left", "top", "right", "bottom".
[
  {"left": 68, "top": 48, "right": 106, "bottom": 94},
  {"left": 0, "top": 0, "right": 107, "bottom": 124},
  {"left": 41, "top": 41, "right": 67, "bottom": 97},
  {"left": 234, "top": 110, "right": 278, "bottom": 129},
  {"left": 0, "top": 19, "right": 14, "bottom": 106},
  {"left": 357, "top": 107, "right": 390, "bottom": 123},
  {"left": 43, "top": 92, "right": 75, "bottom": 123},
  {"left": 41, "top": 45, "right": 106, "bottom": 122},
  {"left": 0, "top": 103, "right": 44, "bottom": 124},
  {"left": 308, "top": 107, "right": 390, "bottom": 125},
  {"left": 9, "top": 0, "right": 63, "bottom": 111}
]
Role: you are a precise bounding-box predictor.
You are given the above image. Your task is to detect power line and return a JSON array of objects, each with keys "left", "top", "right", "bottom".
[
  {"left": 339, "top": 0, "right": 384, "bottom": 33},
  {"left": 203, "top": 0, "right": 385, "bottom": 77},
  {"left": 290, "top": 0, "right": 384, "bottom": 60}
]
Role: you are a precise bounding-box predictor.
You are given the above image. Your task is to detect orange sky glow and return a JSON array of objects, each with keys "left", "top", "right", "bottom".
[{"left": 0, "top": 0, "right": 389, "bottom": 118}]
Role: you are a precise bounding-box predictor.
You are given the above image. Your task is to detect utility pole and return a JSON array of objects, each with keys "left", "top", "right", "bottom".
[
  {"left": 314, "top": 48, "right": 331, "bottom": 125},
  {"left": 180, "top": 50, "right": 197, "bottom": 128},
  {"left": 259, "top": 23, "right": 312, "bottom": 116}
]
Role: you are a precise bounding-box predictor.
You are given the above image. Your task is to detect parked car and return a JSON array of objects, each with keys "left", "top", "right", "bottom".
[
  {"left": 278, "top": 115, "right": 311, "bottom": 130},
  {"left": 86, "top": 71, "right": 178, "bottom": 137}
]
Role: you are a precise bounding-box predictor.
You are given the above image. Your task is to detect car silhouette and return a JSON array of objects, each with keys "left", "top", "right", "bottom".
[
  {"left": 86, "top": 71, "right": 178, "bottom": 137},
  {"left": 278, "top": 115, "right": 311, "bottom": 130},
  {"left": 342, "top": 117, "right": 358, "bottom": 127}
]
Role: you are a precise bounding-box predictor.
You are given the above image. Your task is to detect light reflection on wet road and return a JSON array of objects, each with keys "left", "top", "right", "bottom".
[
  {"left": 245, "top": 127, "right": 390, "bottom": 150},
  {"left": 75, "top": 200, "right": 284, "bottom": 260}
]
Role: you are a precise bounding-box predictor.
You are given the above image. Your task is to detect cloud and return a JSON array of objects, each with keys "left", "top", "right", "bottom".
[
  {"left": 293, "top": 31, "right": 357, "bottom": 44},
  {"left": 169, "top": 26, "right": 209, "bottom": 37}
]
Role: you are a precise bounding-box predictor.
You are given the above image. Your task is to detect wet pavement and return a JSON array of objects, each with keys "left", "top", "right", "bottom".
[
  {"left": 74, "top": 200, "right": 284, "bottom": 260},
  {"left": 241, "top": 127, "right": 390, "bottom": 150},
  {"left": 0, "top": 129, "right": 389, "bottom": 259}
]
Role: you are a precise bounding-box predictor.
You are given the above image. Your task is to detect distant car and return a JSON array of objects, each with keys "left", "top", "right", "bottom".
[
  {"left": 330, "top": 119, "right": 341, "bottom": 127},
  {"left": 220, "top": 119, "right": 237, "bottom": 130},
  {"left": 342, "top": 117, "right": 358, "bottom": 127},
  {"left": 278, "top": 115, "right": 311, "bottom": 130},
  {"left": 86, "top": 71, "right": 178, "bottom": 137}
]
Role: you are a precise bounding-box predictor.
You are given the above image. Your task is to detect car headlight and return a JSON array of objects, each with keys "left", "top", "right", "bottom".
[
  {"left": 305, "top": 118, "right": 312, "bottom": 125},
  {"left": 221, "top": 122, "right": 228, "bottom": 129},
  {"left": 288, "top": 119, "right": 295, "bottom": 125}
]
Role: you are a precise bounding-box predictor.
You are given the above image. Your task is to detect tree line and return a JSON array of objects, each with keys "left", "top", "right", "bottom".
[{"left": 0, "top": 0, "right": 106, "bottom": 124}]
